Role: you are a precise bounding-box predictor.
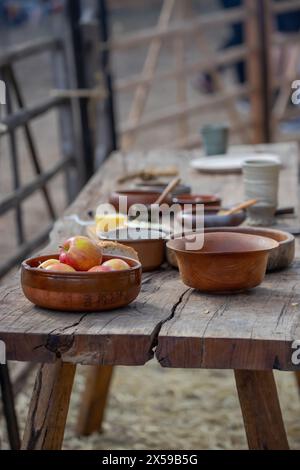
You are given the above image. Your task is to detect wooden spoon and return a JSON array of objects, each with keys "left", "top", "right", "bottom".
[
  {"left": 155, "top": 176, "right": 181, "bottom": 205},
  {"left": 129, "top": 176, "right": 181, "bottom": 223},
  {"left": 219, "top": 199, "right": 258, "bottom": 216}
]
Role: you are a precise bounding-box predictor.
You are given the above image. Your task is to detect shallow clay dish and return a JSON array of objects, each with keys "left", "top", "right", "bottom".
[
  {"left": 172, "top": 194, "right": 222, "bottom": 209},
  {"left": 167, "top": 232, "right": 278, "bottom": 294},
  {"left": 100, "top": 228, "right": 166, "bottom": 272},
  {"left": 204, "top": 227, "right": 295, "bottom": 272},
  {"left": 21, "top": 254, "right": 142, "bottom": 312},
  {"left": 109, "top": 190, "right": 172, "bottom": 213}
]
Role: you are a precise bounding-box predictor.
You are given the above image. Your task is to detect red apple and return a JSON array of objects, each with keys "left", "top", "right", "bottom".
[
  {"left": 45, "top": 263, "right": 76, "bottom": 273},
  {"left": 88, "top": 265, "right": 113, "bottom": 273},
  {"left": 101, "top": 258, "right": 130, "bottom": 271},
  {"left": 39, "top": 259, "right": 59, "bottom": 269},
  {"left": 59, "top": 236, "right": 102, "bottom": 271}
]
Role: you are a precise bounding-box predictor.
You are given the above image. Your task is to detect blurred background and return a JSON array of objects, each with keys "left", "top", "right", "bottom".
[
  {"left": 1, "top": 0, "right": 300, "bottom": 279},
  {"left": 0, "top": 0, "right": 300, "bottom": 450}
]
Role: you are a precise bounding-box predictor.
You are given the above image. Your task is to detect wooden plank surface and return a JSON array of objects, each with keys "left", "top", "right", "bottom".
[{"left": 0, "top": 143, "right": 300, "bottom": 370}]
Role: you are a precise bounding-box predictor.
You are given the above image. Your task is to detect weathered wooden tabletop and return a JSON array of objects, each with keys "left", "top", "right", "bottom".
[{"left": 1, "top": 143, "right": 300, "bottom": 371}]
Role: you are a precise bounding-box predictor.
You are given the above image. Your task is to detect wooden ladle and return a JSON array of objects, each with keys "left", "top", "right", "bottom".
[{"left": 219, "top": 199, "right": 258, "bottom": 216}]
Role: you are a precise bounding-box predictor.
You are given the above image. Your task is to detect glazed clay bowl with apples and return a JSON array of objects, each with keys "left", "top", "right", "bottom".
[{"left": 21, "top": 253, "right": 142, "bottom": 312}]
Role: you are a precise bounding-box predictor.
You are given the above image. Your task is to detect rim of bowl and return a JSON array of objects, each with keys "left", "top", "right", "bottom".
[
  {"left": 166, "top": 232, "right": 279, "bottom": 255},
  {"left": 99, "top": 228, "right": 167, "bottom": 243},
  {"left": 202, "top": 226, "right": 294, "bottom": 245},
  {"left": 173, "top": 194, "right": 221, "bottom": 204},
  {"left": 22, "top": 253, "right": 142, "bottom": 276},
  {"left": 111, "top": 189, "right": 163, "bottom": 196}
]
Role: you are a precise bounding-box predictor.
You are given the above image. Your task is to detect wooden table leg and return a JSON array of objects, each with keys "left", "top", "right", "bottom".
[
  {"left": 0, "top": 364, "right": 20, "bottom": 450},
  {"left": 76, "top": 365, "right": 113, "bottom": 436},
  {"left": 234, "top": 370, "right": 289, "bottom": 450},
  {"left": 295, "top": 371, "right": 300, "bottom": 393},
  {"left": 22, "top": 361, "right": 76, "bottom": 450}
]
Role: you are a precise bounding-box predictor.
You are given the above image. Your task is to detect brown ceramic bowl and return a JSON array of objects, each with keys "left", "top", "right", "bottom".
[
  {"left": 109, "top": 190, "right": 172, "bottom": 213},
  {"left": 100, "top": 228, "right": 166, "bottom": 272},
  {"left": 21, "top": 254, "right": 142, "bottom": 312},
  {"left": 167, "top": 232, "right": 278, "bottom": 294},
  {"left": 172, "top": 194, "right": 222, "bottom": 209},
  {"left": 204, "top": 227, "right": 295, "bottom": 272}
]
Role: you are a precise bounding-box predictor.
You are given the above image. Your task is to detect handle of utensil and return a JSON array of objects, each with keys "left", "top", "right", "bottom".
[
  {"left": 275, "top": 206, "right": 295, "bottom": 216},
  {"left": 224, "top": 198, "right": 258, "bottom": 216},
  {"left": 155, "top": 177, "right": 181, "bottom": 205}
]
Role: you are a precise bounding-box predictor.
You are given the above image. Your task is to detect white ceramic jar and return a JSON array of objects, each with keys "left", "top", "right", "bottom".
[{"left": 242, "top": 157, "right": 281, "bottom": 226}]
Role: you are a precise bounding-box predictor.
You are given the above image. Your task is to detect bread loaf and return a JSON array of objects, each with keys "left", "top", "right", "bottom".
[{"left": 98, "top": 241, "right": 139, "bottom": 261}]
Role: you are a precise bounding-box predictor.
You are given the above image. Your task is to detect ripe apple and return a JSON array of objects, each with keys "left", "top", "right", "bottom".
[
  {"left": 59, "top": 236, "right": 102, "bottom": 271},
  {"left": 88, "top": 265, "right": 113, "bottom": 272},
  {"left": 39, "top": 259, "right": 59, "bottom": 269},
  {"left": 45, "top": 263, "right": 76, "bottom": 273},
  {"left": 101, "top": 258, "right": 130, "bottom": 271}
]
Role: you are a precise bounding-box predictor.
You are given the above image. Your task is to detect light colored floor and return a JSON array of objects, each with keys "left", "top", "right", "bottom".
[{"left": 2, "top": 361, "right": 300, "bottom": 450}]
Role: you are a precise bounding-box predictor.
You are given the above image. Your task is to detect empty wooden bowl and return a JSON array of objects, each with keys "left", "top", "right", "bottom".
[
  {"left": 100, "top": 228, "right": 166, "bottom": 272},
  {"left": 109, "top": 189, "right": 172, "bottom": 213},
  {"left": 172, "top": 194, "right": 222, "bottom": 209},
  {"left": 21, "top": 254, "right": 142, "bottom": 312},
  {"left": 204, "top": 227, "right": 295, "bottom": 272},
  {"left": 167, "top": 232, "right": 278, "bottom": 294},
  {"left": 166, "top": 227, "right": 295, "bottom": 271},
  {"left": 136, "top": 182, "right": 191, "bottom": 196}
]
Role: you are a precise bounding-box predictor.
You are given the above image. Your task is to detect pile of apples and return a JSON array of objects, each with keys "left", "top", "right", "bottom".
[{"left": 38, "top": 236, "right": 130, "bottom": 273}]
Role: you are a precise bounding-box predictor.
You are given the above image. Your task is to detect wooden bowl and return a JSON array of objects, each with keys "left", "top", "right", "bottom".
[
  {"left": 136, "top": 182, "right": 191, "bottom": 196},
  {"left": 176, "top": 208, "right": 246, "bottom": 229},
  {"left": 21, "top": 254, "right": 142, "bottom": 312},
  {"left": 166, "top": 227, "right": 295, "bottom": 271},
  {"left": 109, "top": 190, "right": 172, "bottom": 213},
  {"left": 204, "top": 227, "right": 295, "bottom": 272},
  {"left": 172, "top": 194, "right": 222, "bottom": 209},
  {"left": 100, "top": 228, "right": 166, "bottom": 272},
  {"left": 167, "top": 232, "right": 278, "bottom": 294}
]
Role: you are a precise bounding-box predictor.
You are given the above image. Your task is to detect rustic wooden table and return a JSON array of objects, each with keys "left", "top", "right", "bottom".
[{"left": 1, "top": 143, "right": 300, "bottom": 450}]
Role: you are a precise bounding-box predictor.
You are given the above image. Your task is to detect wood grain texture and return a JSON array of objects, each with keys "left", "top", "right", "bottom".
[
  {"left": 22, "top": 361, "right": 75, "bottom": 450},
  {"left": 295, "top": 371, "right": 300, "bottom": 393},
  {"left": 76, "top": 365, "right": 113, "bottom": 436},
  {"left": 234, "top": 370, "right": 289, "bottom": 450},
  {"left": 0, "top": 143, "right": 299, "bottom": 370}
]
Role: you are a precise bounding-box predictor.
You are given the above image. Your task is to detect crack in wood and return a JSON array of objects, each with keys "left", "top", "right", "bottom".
[
  {"left": 33, "top": 313, "right": 89, "bottom": 359},
  {"left": 154, "top": 288, "right": 192, "bottom": 364}
]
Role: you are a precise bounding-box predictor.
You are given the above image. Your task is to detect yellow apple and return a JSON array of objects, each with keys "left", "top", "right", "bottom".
[
  {"left": 101, "top": 258, "right": 130, "bottom": 271},
  {"left": 39, "top": 259, "right": 59, "bottom": 269},
  {"left": 45, "top": 263, "right": 76, "bottom": 273}
]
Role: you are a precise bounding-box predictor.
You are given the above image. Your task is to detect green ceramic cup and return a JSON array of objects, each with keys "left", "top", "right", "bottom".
[{"left": 201, "top": 124, "right": 229, "bottom": 156}]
